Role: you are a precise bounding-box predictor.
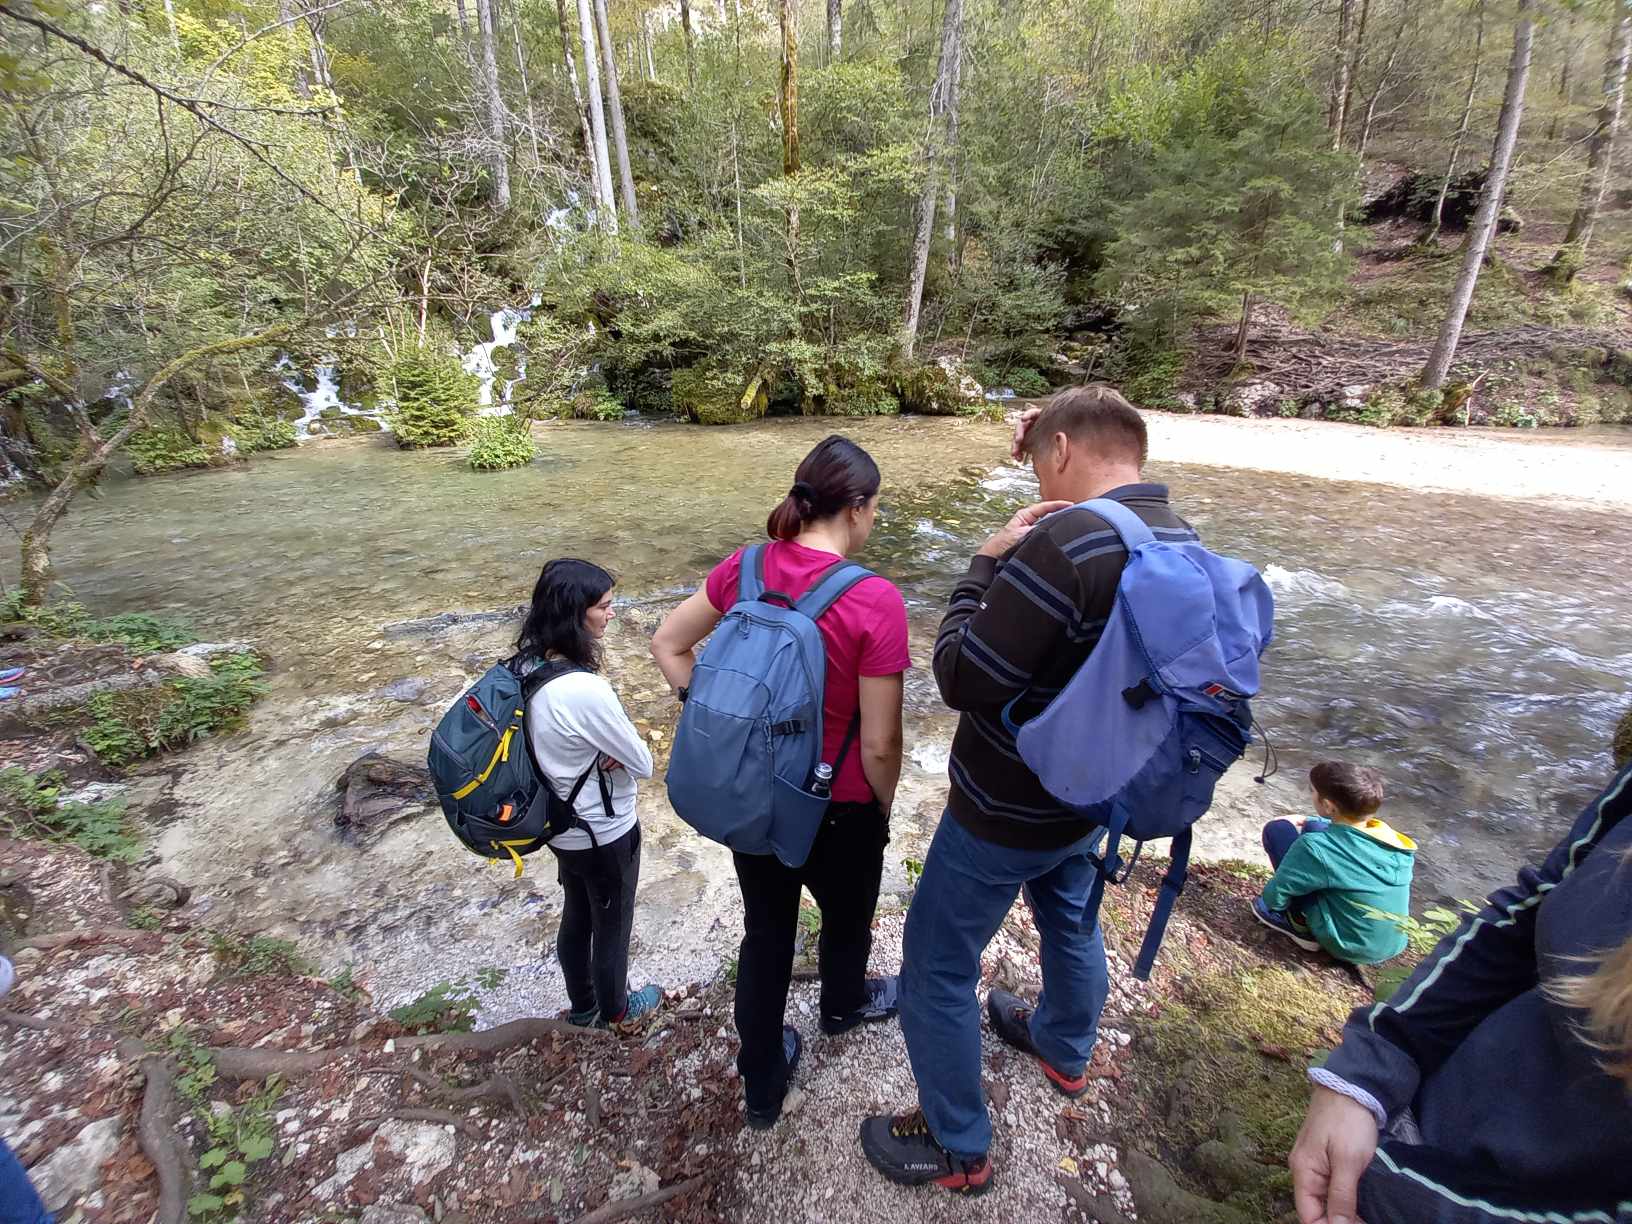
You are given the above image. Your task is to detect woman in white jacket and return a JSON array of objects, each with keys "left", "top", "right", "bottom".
[{"left": 519, "top": 558, "right": 661, "bottom": 1027}]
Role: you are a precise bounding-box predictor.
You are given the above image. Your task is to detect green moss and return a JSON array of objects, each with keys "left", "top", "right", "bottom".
[
  {"left": 126, "top": 427, "right": 216, "bottom": 474},
  {"left": 466, "top": 416, "right": 536, "bottom": 470},
  {"left": 822, "top": 379, "right": 900, "bottom": 417},
  {"left": 84, "top": 652, "right": 267, "bottom": 767},
  {"left": 672, "top": 367, "right": 770, "bottom": 425},
  {"left": 1614, "top": 705, "right": 1632, "bottom": 770},
  {"left": 889, "top": 361, "right": 979, "bottom": 416}
]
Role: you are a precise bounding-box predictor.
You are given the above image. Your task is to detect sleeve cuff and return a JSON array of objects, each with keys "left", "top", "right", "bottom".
[
  {"left": 1308, "top": 1067, "right": 1388, "bottom": 1130},
  {"left": 965, "top": 554, "right": 997, "bottom": 584}
]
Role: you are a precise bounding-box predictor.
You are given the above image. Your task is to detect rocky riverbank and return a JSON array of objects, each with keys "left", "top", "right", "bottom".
[{"left": 1, "top": 833, "right": 1386, "bottom": 1224}]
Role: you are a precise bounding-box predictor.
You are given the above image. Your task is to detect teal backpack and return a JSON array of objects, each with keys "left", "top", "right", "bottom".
[{"left": 428, "top": 657, "right": 610, "bottom": 876}]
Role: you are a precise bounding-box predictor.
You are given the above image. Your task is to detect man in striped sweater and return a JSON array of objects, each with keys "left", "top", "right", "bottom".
[{"left": 861, "top": 386, "right": 1200, "bottom": 1196}]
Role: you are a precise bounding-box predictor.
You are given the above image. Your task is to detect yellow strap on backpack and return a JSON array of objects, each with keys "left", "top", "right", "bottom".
[
  {"left": 450, "top": 725, "right": 518, "bottom": 800},
  {"left": 490, "top": 838, "right": 531, "bottom": 879}
]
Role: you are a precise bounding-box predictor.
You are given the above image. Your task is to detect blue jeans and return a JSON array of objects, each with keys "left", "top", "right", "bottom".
[
  {"left": 1262, "top": 816, "right": 1329, "bottom": 869},
  {"left": 0, "top": 1139, "right": 51, "bottom": 1224},
  {"left": 899, "top": 811, "right": 1109, "bottom": 1162}
]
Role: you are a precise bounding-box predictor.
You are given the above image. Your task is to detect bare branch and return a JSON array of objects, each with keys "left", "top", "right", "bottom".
[{"left": 196, "top": 0, "right": 362, "bottom": 92}]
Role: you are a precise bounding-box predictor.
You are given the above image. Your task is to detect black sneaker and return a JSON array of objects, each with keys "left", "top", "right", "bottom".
[
  {"left": 744, "top": 1025, "right": 803, "bottom": 1131},
  {"left": 986, "top": 989, "right": 1090, "bottom": 1098},
  {"left": 859, "top": 1109, "right": 994, "bottom": 1196},
  {"left": 820, "top": 974, "right": 901, "bottom": 1036},
  {"left": 1252, "top": 897, "right": 1321, "bottom": 952}
]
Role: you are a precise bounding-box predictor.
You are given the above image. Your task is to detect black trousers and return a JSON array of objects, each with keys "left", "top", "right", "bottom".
[
  {"left": 732, "top": 800, "right": 888, "bottom": 1111},
  {"left": 550, "top": 824, "right": 641, "bottom": 1021}
]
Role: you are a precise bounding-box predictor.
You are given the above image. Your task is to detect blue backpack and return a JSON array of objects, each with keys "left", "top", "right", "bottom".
[
  {"left": 428, "top": 657, "right": 611, "bottom": 877},
  {"left": 666, "top": 544, "right": 874, "bottom": 867},
  {"left": 1004, "top": 498, "right": 1275, "bottom": 979}
]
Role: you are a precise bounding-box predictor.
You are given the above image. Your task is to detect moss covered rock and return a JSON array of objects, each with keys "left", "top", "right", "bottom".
[
  {"left": 822, "top": 379, "right": 900, "bottom": 418},
  {"left": 891, "top": 357, "right": 982, "bottom": 416},
  {"left": 672, "top": 367, "right": 770, "bottom": 426},
  {"left": 1614, "top": 705, "right": 1632, "bottom": 770}
]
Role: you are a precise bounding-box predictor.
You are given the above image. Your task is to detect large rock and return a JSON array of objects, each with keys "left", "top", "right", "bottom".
[
  {"left": 30, "top": 1115, "right": 122, "bottom": 1212},
  {"left": 333, "top": 752, "right": 437, "bottom": 845},
  {"left": 892, "top": 358, "right": 982, "bottom": 415},
  {"left": 672, "top": 366, "right": 769, "bottom": 425}
]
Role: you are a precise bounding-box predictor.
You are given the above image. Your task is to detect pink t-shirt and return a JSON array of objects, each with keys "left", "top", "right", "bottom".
[{"left": 705, "top": 540, "right": 910, "bottom": 805}]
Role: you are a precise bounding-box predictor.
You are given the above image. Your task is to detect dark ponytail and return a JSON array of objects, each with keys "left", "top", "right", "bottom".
[
  {"left": 516, "top": 558, "right": 614, "bottom": 671},
  {"left": 766, "top": 435, "right": 882, "bottom": 540}
]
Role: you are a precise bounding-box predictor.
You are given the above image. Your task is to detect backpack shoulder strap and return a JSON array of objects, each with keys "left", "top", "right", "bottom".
[
  {"left": 738, "top": 543, "right": 767, "bottom": 603},
  {"left": 1082, "top": 497, "right": 1157, "bottom": 551},
  {"left": 519, "top": 657, "right": 580, "bottom": 702},
  {"left": 794, "top": 560, "right": 875, "bottom": 620}
]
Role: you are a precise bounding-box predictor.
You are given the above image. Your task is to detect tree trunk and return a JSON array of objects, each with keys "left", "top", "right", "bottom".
[
  {"left": 474, "top": 0, "right": 511, "bottom": 209},
  {"left": 1355, "top": 0, "right": 1411, "bottom": 166},
  {"left": 455, "top": 0, "right": 471, "bottom": 38},
  {"left": 1421, "top": 0, "right": 1534, "bottom": 392},
  {"left": 556, "top": 0, "right": 597, "bottom": 165},
  {"left": 640, "top": 11, "right": 655, "bottom": 80},
  {"left": 278, "top": 0, "right": 311, "bottom": 97},
  {"left": 19, "top": 325, "right": 295, "bottom": 609},
  {"left": 943, "top": 30, "right": 963, "bottom": 253},
  {"left": 681, "top": 0, "right": 696, "bottom": 87},
  {"left": 1426, "top": 0, "right": 1485, "bottom": 245},
  {"left": 509, "top": 0, "right": 543, "bottom": 172},
  {"left": 1330, "top": 0, "right": 1356, "bottom": 147},
  {"left": 828, "top": 0, "right": 841, "bottom": 61},
  {"left": 1340, "top": 0, "right": 1371, "bottom": 142},
  {"left": 162, "top": 0, "right": 179, "bottom": 49},
  {"left": 1234, "top": 291, "right": 1254, "bottom": 365},
  {"left": 592, "top": 0, "right": 639, "bottom": 226},
  {"left": 900, "top": 0, "right": 963, "bottom": 359},
  {"left": 1549, "top": 14, "right": 1577, "bottom": 142},
  {"left": 1554, "top": 0, "right": 1631, "bottom": 268},
  {"left": 575, "top": 0, "right": 618, "bottom": 230},
  {"left": 780, "top": 0, "right": 802, "bottom": 297}
]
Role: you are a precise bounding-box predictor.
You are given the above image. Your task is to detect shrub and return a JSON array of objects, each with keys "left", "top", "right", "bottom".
[
  {"left": 0, "top": 598, "right": 195, "bottom": 652},
  {"left": 0, "top": 766, "right": 139, "bottom": 860},
  {"left": 823, "top": 380, "right": 900, "bottom": 417},
  {"left": 571, "top": 387, "right": 629, "bottom": 421},
  {"left": 85, "top": 651, "right": 267, "bottom": 766},
  {"left": 466, "top": 417, "right": 536, "bottom": 470},
  {"left": 209, "top": 932, "right": 313, "bottom": 977},
  {"left": 127, "top": 428, "right": 214, "bottom": 474},
  {"left": 387, "top": 349, "right": 477, "bottom": 448},
  {"left": 389, "top": 968, "right": 507, "bottom": 1034},
  {"left": 231, "top": 414, "right": 298, "bottom": 453}
]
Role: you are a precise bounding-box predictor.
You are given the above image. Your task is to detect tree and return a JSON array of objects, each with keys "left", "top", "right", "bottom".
[
  {"left": 473, "top": 0, "right": 511, "bottom": 209},
  {"left": 574, "top": 0, "right": 619, "bottom": 230},
  {"left": 780, "top": 0, "right": 802, "bottom": 293},
  {"left": 1420, "top": 0, "right": 1535, "bottom": 392},
  {"left": 828, "top": 0, "right": 842, "bottom": 60},
  {"left": 1330, "top": 0, "right": 1357, "bottom": 147},
  {"left": 1425, "top": 0, "right": 1487, "bottom": 246},
  {"left": 681, "top": 0, "right": 696, "bottom": 86},
  {"left": 1096, "top": 74, "right": 1353, "bottom": 365},
  {"left": 554, "top": 0, "right": 599, "bottom": 186},
  {"left": 1552, "top": 0, "right": 1632, "bottom": 276},
  {"left": 591, "top": 0, "right": 639, "bottom": 225},
  {"left": 901, "top": 0, "right": 964, "bottom": 359}
]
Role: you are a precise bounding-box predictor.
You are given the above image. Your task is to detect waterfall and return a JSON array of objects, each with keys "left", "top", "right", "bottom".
[
  {"left": 462, "top": 293, "right": 542, "bottom": 413},
  {"left": 275, "top": 354, "right": 382, "bottom": 440}
]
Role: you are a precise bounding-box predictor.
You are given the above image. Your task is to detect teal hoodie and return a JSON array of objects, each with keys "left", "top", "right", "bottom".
[{"left": 1261, "top": 818, "right": 1416, "bottom": 964}]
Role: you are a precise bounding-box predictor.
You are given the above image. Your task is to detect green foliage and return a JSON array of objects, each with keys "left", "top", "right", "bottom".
[
  {"left": 822, "top": 380, "right": 901, "bottom": 417},
  {"left": 1103, "top": 316, "right": 1187, "bottom": 409},
  {"left": 890, "top": 360, "right": 981, "bottom": 416},
  {"left": 231, "top": 414, "right": 298, "bottom": 453},
  {"left": 571, "top": 388, "right": 629, "bottom": 422},
  {"left": 387, "top": 348, "right": 477, "bottom": 448},
  {"left": 672, "top": 366, "right": 769, "bottom": 425},
  {"left": 389, "top": 969, "right": 507, "bottom": 1034},
  {"left": 466, "top": 416, "right": 537, "bottom": 469},
  {"left": 168, "top": 1030, "right": 282, "bottom": 1220},
  {"left": 209, "top": 932, "right": 313, "bottom": 978},
  {"left": 0, "top": 597, "right": 196, "bottom": 652},
  {"left": 126, "top": 428, "right": 217, "bottom": 475},
  {"left": 902, "top": 857, "right": 924, "bottom": 891},
  {"left": 1366, "top": 902, "right": 1479, "bottom": 1001},
  {"left": 0, "top": 767, "right": 139, "bottom": 861},
  {"left": 85, "top": 653, "right": 267, "bottom": 767}
]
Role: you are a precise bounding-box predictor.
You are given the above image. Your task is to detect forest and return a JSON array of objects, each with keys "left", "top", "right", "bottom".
[{"left": 1, "top": 0, "right": 1630, "bottom": 607}]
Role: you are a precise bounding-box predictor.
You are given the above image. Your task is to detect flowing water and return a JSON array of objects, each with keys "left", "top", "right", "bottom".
[{"left": 7, "top": 417, "right": 1629, "bottom": 1018}]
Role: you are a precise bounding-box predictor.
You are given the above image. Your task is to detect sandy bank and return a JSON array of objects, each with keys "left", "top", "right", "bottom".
[{"left": 1135, "top": 411, "right": 1632, "bottom": 509}]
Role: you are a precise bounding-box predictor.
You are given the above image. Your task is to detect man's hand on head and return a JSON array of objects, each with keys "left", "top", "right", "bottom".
[
  {"left": 977, "top": 500, "right": 1074, "bottom": 560},
  {"left": 1010, "top": 406, "right": 1044, "bottom": 461}
]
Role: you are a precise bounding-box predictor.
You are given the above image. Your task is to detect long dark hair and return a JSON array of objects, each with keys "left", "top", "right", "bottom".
[
  {"left": 516, "top": 558, "right": 614, "bottom": 671},
  {"left": 766, "top": 435, "right": 881, "bottom": 540}
]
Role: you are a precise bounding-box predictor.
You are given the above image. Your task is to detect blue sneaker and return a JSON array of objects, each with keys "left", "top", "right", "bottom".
[
  {"left": 1252, "top": 897, "right": 1320, "bottom": 952},
  {"left": 0, "top": 667, "right": 23, "bottom": 685},
  {"left": 559, "top": 1004, "right": 601, "bottom": 1027},
  {"left": 611, "top": 983, "right": 663, "bottom": 1025},
  {"left": 0, "top": 687, "right": 19, "bottom": 701},
  {"left": 0, "top": 955, "right": 13, "bottom": 999}
]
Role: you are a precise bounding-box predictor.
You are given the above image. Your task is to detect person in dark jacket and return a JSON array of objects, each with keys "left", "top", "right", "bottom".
[{"left": 1290, "top": 760, "right": 1632, "bottom": 1224}]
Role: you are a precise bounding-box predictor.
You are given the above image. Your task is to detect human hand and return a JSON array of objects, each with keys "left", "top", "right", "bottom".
[
  {"left": 599, "top": 754, "right": 625, "bottom": 773},
  {"left": 1290, "top": 1086, "right": 1378, "bottom": 1224},
  {"left": 1010, "top": 406, "right": 1044, "bottom": 461},
  {"left": 978, "top": 500, "right": 1074, "bottom": 559}
]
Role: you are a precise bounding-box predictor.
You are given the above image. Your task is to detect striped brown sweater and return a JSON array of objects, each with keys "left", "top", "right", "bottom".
[{"left": 932, "top": 484, "right": 1199, "bottom": 850}]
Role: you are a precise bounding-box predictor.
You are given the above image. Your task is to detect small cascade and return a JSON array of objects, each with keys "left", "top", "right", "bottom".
[
  {"left": 463, "top": 293, "right": 542, "bottom": 413},
  {"left": 275, "top": 354, "right": 385, "bottom": 440}
]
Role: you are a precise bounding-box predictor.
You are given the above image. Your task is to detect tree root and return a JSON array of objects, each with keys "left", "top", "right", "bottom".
[
  {"left": 209, "top": 1045, "right": 350, "bottom": 1081},
  {"left": 123, "top": 876, "right": 193, "bottom": 910},
  {"left": 14, "top": 927, "right": 157, "bottom": 951},
  {"left": 406, "top": 1068, "right": 526, "bottom": 1114},
  {"left": 1055, "top": 1171, "right": 1132, "bottom": 1224},
  {"left": 0, "top": 1009, "right": 79, "bottom": 1032},
  {"left": 383, "top": 1106, "right": 479, "bottom": 1136},
  {"left": 118, "top": 1041, "right": 191, "bottom": 1224},
  {"left": 570, "top": 1174, "right": 709, "bottom": 1224},
  {"left": 397, "top": 1015, "right": 616, "bottom": 1053}
]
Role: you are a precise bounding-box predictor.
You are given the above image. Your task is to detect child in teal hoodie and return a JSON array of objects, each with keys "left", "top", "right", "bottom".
[{"left": 1252, "top": 762, "right": 1416, "bottom": 965}]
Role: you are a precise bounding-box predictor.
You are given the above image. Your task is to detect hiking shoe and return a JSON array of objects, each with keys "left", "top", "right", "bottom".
[
  {"left": 609, "top": 983, "right": 663, "bottom": 1025},
  {"left": 820, "top": 974, "right": 901, "bottom": 1036},
  {"left": 0, "top": 955, "right": 13, "bottom": 1000},
  {"left": 0, "top": 667, "right": 22, "bottom": 685},
  {"left": 558, "top": 1004, "right": 601, "bottom": 1028},
  {"left": 859, "top": 1109, "right": 994, "bottom": 1196},
  {"left": 1252, "top": 897, "right": 1320, "bottom": 952},
  {"left": 986, "top": 988, "right": 1090, "bottom": 1099},
  {"left": 745, "top": 1026, "right": 803, "bottom": 1130}
]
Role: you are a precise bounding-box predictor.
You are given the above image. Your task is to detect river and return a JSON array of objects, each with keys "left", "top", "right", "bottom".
[{"left": 8, "top": 416, "right": 1629, "bottom": 1021}]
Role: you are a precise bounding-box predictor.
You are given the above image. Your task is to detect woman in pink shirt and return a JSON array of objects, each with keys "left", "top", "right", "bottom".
[{"left": 652, "top": 435, "right": 910, "bottom": 1129}]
